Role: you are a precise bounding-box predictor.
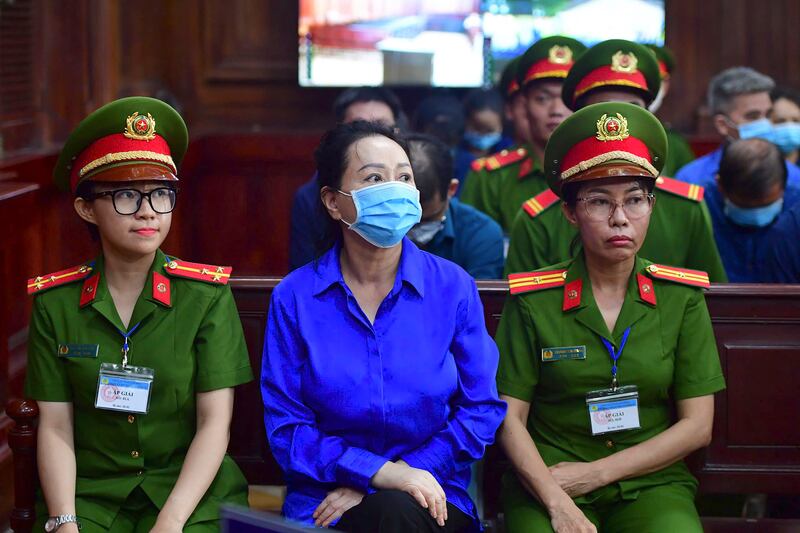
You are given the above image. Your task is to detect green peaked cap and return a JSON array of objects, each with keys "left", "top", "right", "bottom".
[
  {"left": 516, "top": 35, "right": 587, "bottom": 87},
  {"left": 544, "top": 101, "right": 668, "bottom": 197},
  {"left": 54, "top": 96, "right": 188, "bottom": 192},
  {"left": 562, "top": 39, "right": 661, "bottom": 110}
]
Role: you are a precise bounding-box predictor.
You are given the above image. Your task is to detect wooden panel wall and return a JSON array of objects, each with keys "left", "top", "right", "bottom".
[{"left": 4, "top": 0, "right": 798, "bottom": 155}]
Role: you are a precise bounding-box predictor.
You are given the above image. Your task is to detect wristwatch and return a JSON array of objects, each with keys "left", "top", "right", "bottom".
[{"left": 44, "top": 514, "right": 80, "bottom": 531}]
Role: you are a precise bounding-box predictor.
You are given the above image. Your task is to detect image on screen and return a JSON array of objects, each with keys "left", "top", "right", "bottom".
[{"left": 298, "top": 0, "right": 665, "bottom": 88}]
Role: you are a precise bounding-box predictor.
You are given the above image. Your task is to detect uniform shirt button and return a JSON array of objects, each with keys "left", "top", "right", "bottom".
[
  {"left": 131, "top": 450, "right": 140, "bottom": 459},
  {"left": 605, "top": 440, "right": 614, "bottom": 448},
  {"left": 137, "top": 470, "right": 143, "bottom": 476},
  {"left": 127, "top": 415, "right": 135, "bottom": 424}
]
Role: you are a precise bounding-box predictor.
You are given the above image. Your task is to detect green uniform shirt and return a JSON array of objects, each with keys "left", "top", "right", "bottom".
[
  {"left": 25, "top": 249, "right": 253, "bottom": 528},
  {"left": 505, "top": 187, "right": 729, "bottom": 282},
  {"left": 663, "top": 129, "right": 695, "bottom": 178},
  {"left": 495, "top": 254, "right": 726, "bottom": 501},
  {"left": 460, "top": 144, "right": 549, "bottom": 234}
]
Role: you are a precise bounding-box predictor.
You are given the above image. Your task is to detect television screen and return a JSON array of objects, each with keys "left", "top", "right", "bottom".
[{"left": 298, "top": 0, "right": 665, "bottom": 88}]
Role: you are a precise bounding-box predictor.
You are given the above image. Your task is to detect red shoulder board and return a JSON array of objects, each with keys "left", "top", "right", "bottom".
[
  {"left": 522, "top": 189, "right": 559, "bottom": 218},
  {"left": 484, "top": 147, "right": 528, "bottom": 171},
  {"left": 508, "top": 269, "right": 567, "bottom": 295},
  {"left": 471, "top": 157, "right": 487, "bottom": 172},
  {"left": 645, "top": 264, "right": 710, "bottom": 289},
  {"left": 27, "top": 264, "right": 93, "bottom": 295},
  {"left": 655, "top": 176, "right": 704, "bottom": 202},
  {"left": 164, "top": 258, "right": 232, "bottom": 285}
]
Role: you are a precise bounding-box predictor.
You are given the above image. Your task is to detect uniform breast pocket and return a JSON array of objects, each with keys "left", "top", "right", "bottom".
[{"left": 59, "top": 342, "right": 103, "bottom": 407}]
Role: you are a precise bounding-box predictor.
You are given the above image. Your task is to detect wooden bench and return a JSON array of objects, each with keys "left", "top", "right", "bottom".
[{"left": 7, "top": 279, "right": 800, "bottom": 532}]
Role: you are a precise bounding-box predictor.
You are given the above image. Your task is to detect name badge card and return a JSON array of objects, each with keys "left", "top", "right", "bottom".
[
  {"left": 585, "top": 385, "right": 640, "bottom": 435},
  {"left": 95, "top": 363, "right": 154, "bottom": 414}
]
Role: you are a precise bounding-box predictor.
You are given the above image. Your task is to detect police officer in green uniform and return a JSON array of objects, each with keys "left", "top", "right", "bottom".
[
  {"left": 25, "top": 97, "right": 253, "bottom": 532},
  {"left": 460, "top": 36, "right": 586, "bottom": 235},
  {"left": 645, "top": 43, "right": 696, "bottom": 177},
  {"left": 495, "top": 102, "right": 725, "bottom": 532},
  {"left": 505, "top": 39, "right": 728, "bottom": 282}
]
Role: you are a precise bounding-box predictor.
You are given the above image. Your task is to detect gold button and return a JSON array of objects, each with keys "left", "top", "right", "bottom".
[
  {"left": 648, "top": 265, "right": 659, "bottom": 273},
  {"left": 131, "top": 450, "right": 139, "bottom": 459},
  {"left": 168, "top": 261, "right": 178, "bottom": 269},
  {"left": 605, "top": 440, "right": 614, "bottom": 448},
  {"left": 127, "top": 415, "right": 135, "bottom": 424},
  {"left": 137, "top": 470, "right": 143, "bottom": 476}
]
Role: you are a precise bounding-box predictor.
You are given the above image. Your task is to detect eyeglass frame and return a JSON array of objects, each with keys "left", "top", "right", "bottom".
[
  {"left": 85, "top": 186, "right": 179, "bottom": 215},
  {"left": 575, "top": 192, "right": 656, "bottom": 221}
]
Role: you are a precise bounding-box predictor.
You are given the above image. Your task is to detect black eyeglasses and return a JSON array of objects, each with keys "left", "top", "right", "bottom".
[{"left": 88, "top": 187, "right": 178, "bottom": 215}]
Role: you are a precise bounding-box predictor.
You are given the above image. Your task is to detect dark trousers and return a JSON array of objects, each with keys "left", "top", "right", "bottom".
[{"left": 335, "top": 490, "right": 478, "bottom": 533}]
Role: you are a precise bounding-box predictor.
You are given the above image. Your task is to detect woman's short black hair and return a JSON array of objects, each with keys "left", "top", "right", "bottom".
[{"left": 313, "top": 121, "right": 410, "bottom": 254}]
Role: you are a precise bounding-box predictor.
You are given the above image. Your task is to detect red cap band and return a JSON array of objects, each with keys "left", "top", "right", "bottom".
[
  {"left": 523, "top": 58, "right": 573, "bottom": 84},
  {"left": 71, "top": 133, "right": 175, "bottom": 192},
  {"left": 572, "top": 65, "right": 649, "bottom": 103},
  {"left": 560, "top": 136, "right": 654, "bottom": 179}
]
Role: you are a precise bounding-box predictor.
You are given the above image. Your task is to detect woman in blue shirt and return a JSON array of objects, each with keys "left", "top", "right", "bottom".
[{"left": 261, "top": 121, "right": 506, "bottom": 532}]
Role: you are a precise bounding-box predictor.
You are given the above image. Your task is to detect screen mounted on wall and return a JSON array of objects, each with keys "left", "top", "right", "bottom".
[{"left": 299, "top": 0, "right": 665, "bottom": 88}]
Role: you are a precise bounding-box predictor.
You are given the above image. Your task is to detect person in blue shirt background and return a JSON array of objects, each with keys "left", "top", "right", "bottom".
[
  {"left": 761, "top": 200, "right": 800, "bottom": 283},
  {"left": 769, "top": 86, "right": 800, "bottom": 168},
  {"left": 407, "top": 133, "right": 505, "bottom": 279},
  {"left": 706, "top": 138, "right": 800, "bottom": 282},
  {"left": 453, "top": 88, "right": 513, "bottom": 188},
  {"left": 262, "top": 121, "right": 506, "bottom": 532},
  {"left": 676, "top": 67, "right": 800, "bottom": 188},
  {"left": 289, "top": 87, "right": 405, "bottom": 271}
]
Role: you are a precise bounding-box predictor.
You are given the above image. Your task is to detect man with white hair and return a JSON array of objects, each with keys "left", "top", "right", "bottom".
[{"left": 676, "top": 66, "right": 800, "bottom": 186}]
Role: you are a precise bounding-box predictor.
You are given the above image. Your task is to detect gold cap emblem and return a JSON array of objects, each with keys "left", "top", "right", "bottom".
[
  {"left": 548, "top": 45, "right": 573, "bottom": 65},
  {"left": 611, "top": 51, "right": 638, "bottom": 74},
  {"left": 595, "top": 113, "right": 630, "bottom": 142},
  {"left": 124, "top": 112, "right": 157, "bottom": 141}
]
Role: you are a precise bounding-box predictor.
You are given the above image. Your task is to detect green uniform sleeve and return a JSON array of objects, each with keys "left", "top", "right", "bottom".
[
  {"left": 495, "top": 295, "right": 539, "bottom": 401},
  {"left": 460, "top": 168, "right": 502, "bottom": 225},
  {"left": 672, "top": 290, "right": 726, "bottom": 399},
  {"left": 24, "top": 296, "right": 72, "bottom": 402},
  {"left": 194, "top": 285, "right": 254, "bottom": 392},
  {"left": 505, "top": 211, "right": 554, "bottom": 276},
  {"left": 687, "top": 201, "right": 729, "bottom": 283}
]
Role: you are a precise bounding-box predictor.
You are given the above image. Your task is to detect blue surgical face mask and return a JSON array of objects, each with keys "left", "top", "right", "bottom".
[
  {"left": 723, "top": 197, "right": 784, "bottom": 228},
  {"left": 464, "top": 130, "right": 502, "bottom": 151},
  {"left": 769, "top": 122, "right": 800, "bottom": 154},
  {"left": 736, "top": 118, "right": 774, "bottom": 141},
  {"left": 408, "top": 217, "right": 446, "bottom": 245},
  {"left": 338, "top": 181, "right": 422, "bottom": 248}
]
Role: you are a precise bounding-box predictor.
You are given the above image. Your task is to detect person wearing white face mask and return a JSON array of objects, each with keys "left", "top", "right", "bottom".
[
  {"left": 261, "top": 121, "right": 506, "bottom": 532},
  {"left": 407, "top": 133, "right": 504, "bottom": 279},
  {"left": 676, "top": 67, "right": 800, "bottom": 188},
  {"left": 705, "top": 139, "right": 800, "bottom": 281}
]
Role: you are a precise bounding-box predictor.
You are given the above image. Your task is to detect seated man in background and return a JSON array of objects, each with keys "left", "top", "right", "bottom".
[
  {"left": 412, "top": 93, "right": 465, "bottom": 150},
  {"left": 676, "top": 67, "right": 800, "bottom": 186},
  {"left": 708, "top": 138, "right": 800, "bottom": 282},
  {"left": 769, "top": 86, "right": 800, "bottom": 167},
  {"left": 407, "top": 133, "right": 504, "bottom": 279},
  {"left": 289, "top": 87, "right": 403, "bottom": 270},
  {"left": 454, "top": 87, "right": 513, "bottom": 186}
]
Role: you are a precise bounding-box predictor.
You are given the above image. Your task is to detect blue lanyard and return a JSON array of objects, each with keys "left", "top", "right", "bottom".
[
  {"left": 115, "top": 321, "right": 142, "bottom": 367},
  {"left": 600, "top": 327, "right": 631, "bottom": 389}
]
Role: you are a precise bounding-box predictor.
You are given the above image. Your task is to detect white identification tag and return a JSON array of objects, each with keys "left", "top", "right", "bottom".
[
  {"left": 95, "top": 363, "right": 154, "bottom": 414},
  {"left": 585, "top": 385, "right": 640, "bottom": 436}
]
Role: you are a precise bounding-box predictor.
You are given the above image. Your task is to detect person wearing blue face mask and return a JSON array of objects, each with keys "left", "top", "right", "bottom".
[
  {"left": 261, "top": 121, "right": 506, "bottom": 532},
  {"left": 705, "top": 139, "right": 800, "bottom": 282},
  {"left": 769, "top": 86, "right": 800, "bottom": 166},
  {"left": 453, "top": 88, "right": 513, "bottom": 189},
  {"left": 676, "top": 67, "right": 800, "bottom": 188},
  {"left": 406, "top": 133, "right": 504, "bottom": 279}
]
